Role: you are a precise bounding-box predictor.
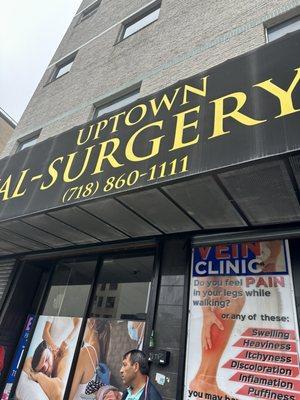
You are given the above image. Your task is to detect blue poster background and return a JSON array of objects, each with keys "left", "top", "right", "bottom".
[
  {"left": 6, "top": 314, "right": 35, "bottom": 384},
  {"left": 193, "top": 242, "right": 289, "bottom": 277}
]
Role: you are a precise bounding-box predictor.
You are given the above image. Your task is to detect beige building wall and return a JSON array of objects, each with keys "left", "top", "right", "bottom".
[
  {"left": 0, "top": 112, "right": 15, "bottom": 154},
  {"left": 1, "top": 0, "right": 299, "bottom": 158}
]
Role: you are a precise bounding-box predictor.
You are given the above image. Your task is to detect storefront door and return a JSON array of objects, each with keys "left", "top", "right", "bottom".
[{"left": 8, "top": 251, "right": 155, "bottom": 400}]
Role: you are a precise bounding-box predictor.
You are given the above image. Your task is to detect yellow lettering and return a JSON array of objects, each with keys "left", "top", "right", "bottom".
[
  {"left": 11, "top": 169, "right": 30, "bottom": 198},
  {"left": 40, "top": 157, "right": 64, "bottom": 190},
  {"left": 150, "top": 87, "right": 181, "bottom": 116},
  {"left": 254, "top": 67, "right": 300, "bottom": 118},
  {"left": 0, "top": 175, "right": 12, "bottom": 201},
  {"left": 125, "top": 104, "right": 147, "bottom": 126},
  {"left": 209, "top": 92, "right": 267, "bottom": 138},
  {"left": 126, "top": 121, "right": 165, "bottom": 162},
  {"left": 77, "top": 124, "right": 94, "bottom": 145},
  {"left": 63, "top": 146, "right": 95, "bottom": 183},
  {"left": 109, "top": 112, "right": 126, "bottom": 133},
  {"left": 170, "top": 106, "right": 200, "bottom": 151},
  {"left": 92, "top": 138, "right": 123, "bottom": 174},
  {"left": 94, "top": 119, "right": 108, "bottom": 139},
  {"left": 182, "top": 76, "right": 209, "bottom": 105}
]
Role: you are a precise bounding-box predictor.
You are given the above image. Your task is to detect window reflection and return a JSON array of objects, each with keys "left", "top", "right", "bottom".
[
  {"left": 90, "top": 255, "right": 153, "bottom": 320},
  {"left": 123, "top": 7, "right": 160, "bottom": 39},
  {"left": 42, "top": 259, "right": 96, "bottom": 317}
]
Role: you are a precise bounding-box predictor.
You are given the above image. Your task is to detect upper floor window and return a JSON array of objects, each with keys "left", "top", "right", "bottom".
[
  {"left": 52, "top": 55, "right": 76, "bottom": 81},
  {"left": 267, "top": 15, "right": 300, "bottom": 42},
  {"left": 97, "top": 296, "right": 103, "bottom": 307},
  {"left": 105, "top": 296, "right": 116, "bottom": 308},
  {"left": 79, "top": 0, "right": 101, "bottom": 23},
  {"left": 109, "top": 282, "right": 118, "bottom": 290},
  {"left": 120, "top": 3, "right": 161, "bottom": 40},
  {"left": 94, "top": 87, "right": 140, "bottom": 119},
  {"left": 16, "top": 131, "right": 40, "bottom": 152}
]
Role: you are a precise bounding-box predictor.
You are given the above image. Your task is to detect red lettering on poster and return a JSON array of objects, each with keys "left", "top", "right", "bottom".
[
  {"left": 222, "top": 359, "right": 299, "bottom": 377},
  {"left": 235, "top": 349, "right": 298, "bottom": 365},
  {"left": 230, "top": 371, "right": 300, "bottom": 392},
  {"left": 237, "top": 384, "right": 300, "bottom": 399},
  {"left": 233, "top": 337, "right": 297, "bottom": 352},
  {"left": 242, "top": 328, "right": 295, "bottom": 340}
]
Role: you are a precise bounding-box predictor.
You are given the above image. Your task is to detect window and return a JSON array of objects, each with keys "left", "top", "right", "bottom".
[
  {"left": 16, "top": 132, "right": 40, "bottom": 152},
  {"left": 52, "top": 55, "right": 76, "bottom": 81},
  {"left": 267, "top": 15, "right": 300, "bottom": 42},
  {"left": 42, "top": 258, "right": 96, "bottom": 317},
  {"left": 106, "top": 296, "right": 115, "bottom": 308},
  {"left": 97, "top": 296, "right": 103, "bottom": 307},
  {"left": 79, "top": 1, "right": 100, "bottom": 22},
  {"left": 90, "top": 255, "right": 154, "bottom": 320},
  {"left": 121, "top": 4, "right": 160, "bottom": 40},
  {"left": 94, "top": 87, "right": 140, "bottom": 119},
  {"left": 109, "top": 282, "right": 118, "bottom": 290},
  {"left": 100, "top": 283, "right": 106, "bottom": 291}
]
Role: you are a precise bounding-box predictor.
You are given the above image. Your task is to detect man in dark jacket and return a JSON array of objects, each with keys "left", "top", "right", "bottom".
[{"left": 120, "top": 349, "right": 162, "bottom": 400}]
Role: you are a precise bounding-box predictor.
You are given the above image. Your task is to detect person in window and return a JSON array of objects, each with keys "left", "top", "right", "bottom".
[
  {"left": 120, "top": 350, "right": 162, "bottom": 400},
  {"left": 43, "top": 316, "right": 80, "bottom": 357},
  {"left": 127, "top": 321, "right": 145, "bottom": 350},
  {"left": 69, "top": 318, "right": 115, "bottom": 400}
]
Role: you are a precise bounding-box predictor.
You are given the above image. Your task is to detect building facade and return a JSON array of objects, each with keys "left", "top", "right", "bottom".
[
  {"left": 0, "top": 109, "right": 15, "bottom": 155},
  {"left": 0, "top": 1, "right": 300, "bottom": 399}
]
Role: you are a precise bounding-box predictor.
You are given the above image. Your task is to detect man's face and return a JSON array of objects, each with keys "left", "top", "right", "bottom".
[
  {"left": 120, "top": 355, "right": 137, "bottom": 387},
  {"left": 35, "top": 348, "right": 54, "bottom": 376}
]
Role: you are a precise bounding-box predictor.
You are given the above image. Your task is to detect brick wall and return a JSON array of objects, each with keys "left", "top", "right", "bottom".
[{"left": 2, "top": 0, "right": 299, "bottom": 156}]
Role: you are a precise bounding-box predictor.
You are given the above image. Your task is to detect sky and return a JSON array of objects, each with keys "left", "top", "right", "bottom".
[{"left": 0, "top": 0, "right": 83, "bottom": 123}]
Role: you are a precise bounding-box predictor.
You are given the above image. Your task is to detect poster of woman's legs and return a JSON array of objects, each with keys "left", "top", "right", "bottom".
[{"left": 185, "top": 240, "right": 300, "bottom": 400}]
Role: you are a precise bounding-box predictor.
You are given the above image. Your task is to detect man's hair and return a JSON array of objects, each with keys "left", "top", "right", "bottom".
[
  {"left": 123, "top": 349, "right": 149, "bottom": 375},
  {"left": 32, "top": 340, "right": 49, "bottom": 371}
]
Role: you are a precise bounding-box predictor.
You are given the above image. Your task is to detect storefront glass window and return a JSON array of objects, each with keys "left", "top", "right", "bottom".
[
  {"left": 42, "top": 258, "right": 97, "bottom": 317},
  {"left": 14, "top": 259, "right": 97, "bottom": 400},
  {"left": 90, "top": 255, "right": 153, "bottom": 320},
  {"left": 69, "top": 254, "right": 153, "bottom": 397}
]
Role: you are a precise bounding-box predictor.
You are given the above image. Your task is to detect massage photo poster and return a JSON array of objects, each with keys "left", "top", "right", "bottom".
[
  {"left": 69, "top": 318, "right": 145, "bottom": 400},
  {"left": 184, "top": 240, "right": 300, "bottom": 400},
  {"left": 14, "top": 315, "right": 82, "bottom": 400}
]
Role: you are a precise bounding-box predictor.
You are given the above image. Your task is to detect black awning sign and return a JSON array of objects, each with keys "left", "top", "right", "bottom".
[{"left": 0, "top": 31, "right": 300, "bottom": 221}]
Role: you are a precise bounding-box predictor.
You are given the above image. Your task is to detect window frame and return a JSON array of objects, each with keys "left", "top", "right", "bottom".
[
  {"left": 265, "top": 14, "right": 300, "bottom": 42},
  {"left": 97, "top": 295, "right": 103, "bottom": 307},
  {"left": 105, "top": 296, "right": 116, "bottom": 308},
  {"left": 93, "top": 85, "right": 141, "bottom": 119},
  {"left": 16, "top": 131, "right": 40, "bottom": 153},
  {"left": 118, "top": 1, "right": 161, "bottom": 42},
  {"left": 10, "top": 245, "right": 160, "bottom": 400},
  {"left": 51, "top": 54, "right": 76, "bottom": 82},
  {"left": 78, "top": 0, "right": 101, "bottom": 24},
  {"left": 91, "top": 252, "right": 155, "bottom": 320}
]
